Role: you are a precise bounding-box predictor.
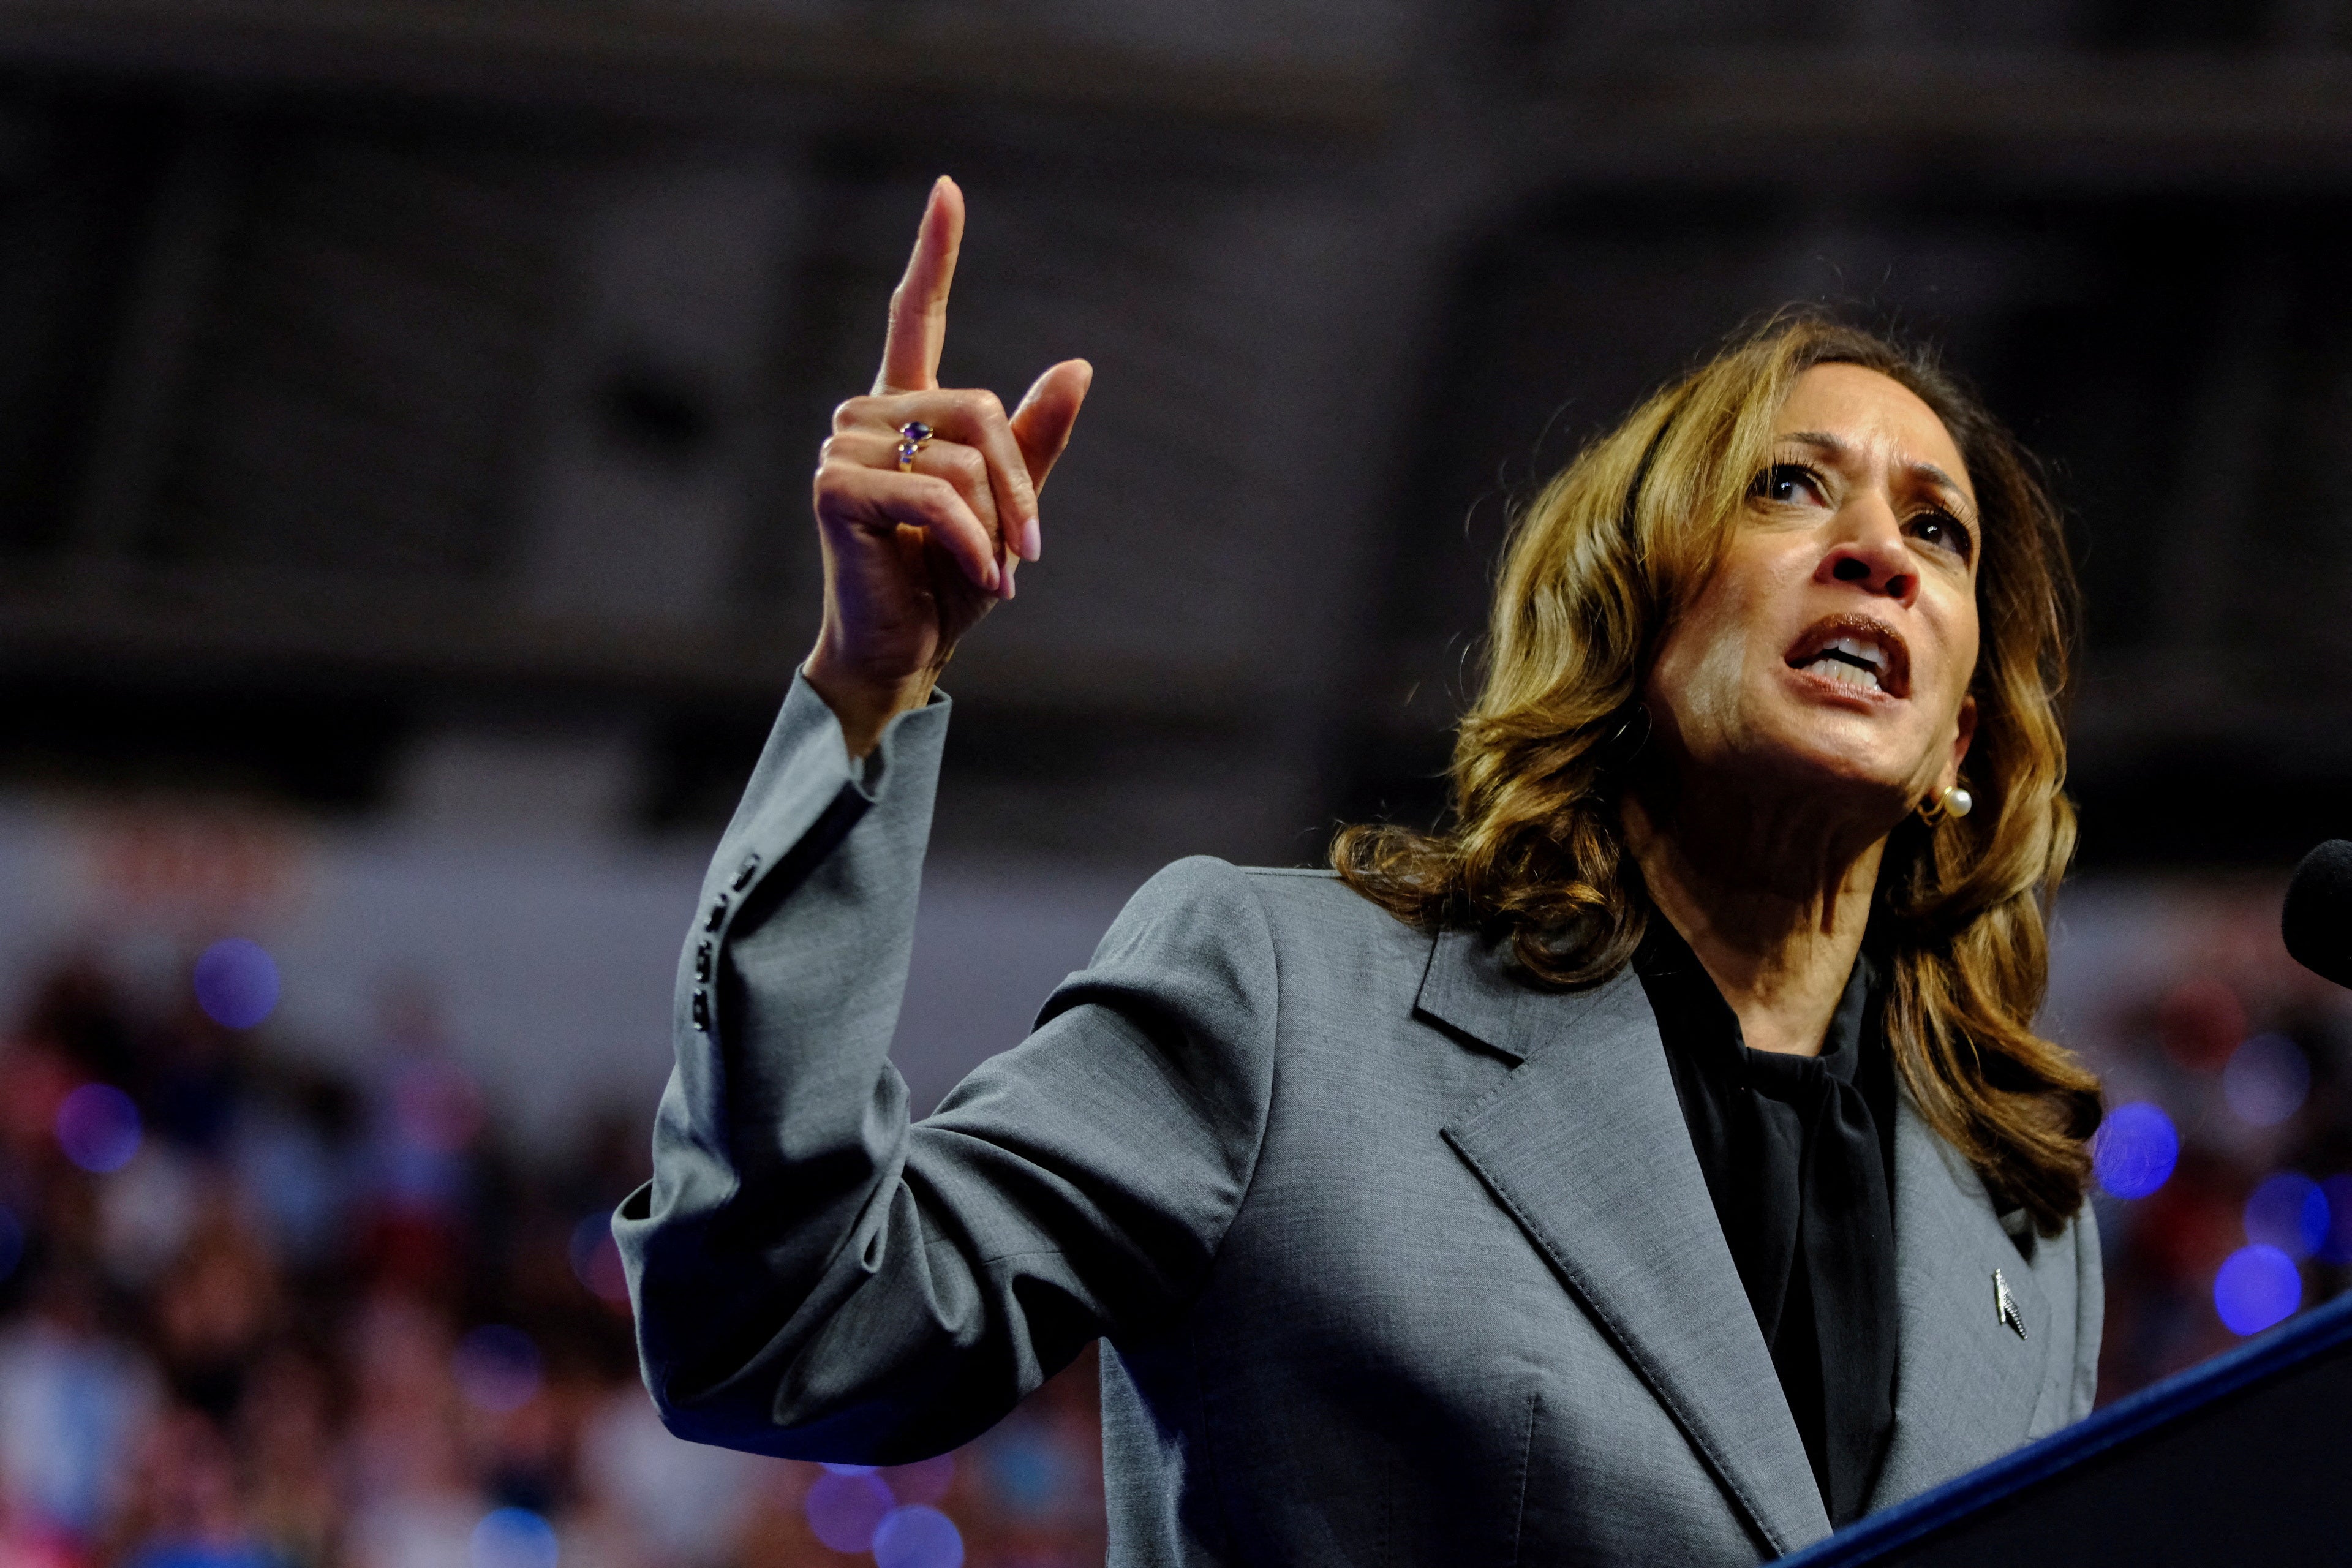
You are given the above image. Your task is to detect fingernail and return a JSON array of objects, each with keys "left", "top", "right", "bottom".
[
  {"left": 1001, "top": 557, "right": 1017, "bottom": 600},
  {"left": 1020, "top": 516, "right": 1042, "bottom": 562}
]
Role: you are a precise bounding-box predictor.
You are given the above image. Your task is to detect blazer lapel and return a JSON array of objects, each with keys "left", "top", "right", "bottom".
[
  {"left": 1866, "top": 1098, "right": 2054, "bottom": 1510},
  {"left": 1421, "top": 929, "right": 1833, "bottom": 1558}
]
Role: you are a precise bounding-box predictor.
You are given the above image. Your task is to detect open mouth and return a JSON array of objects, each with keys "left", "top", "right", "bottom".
[{"left": 1784, "top": 614, "right": 1910, "bottom": 699}]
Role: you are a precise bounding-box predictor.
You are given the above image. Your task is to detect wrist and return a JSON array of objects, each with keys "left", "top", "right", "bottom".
[{"left": 801, "top": 644, "right": 935, "bottom": 760}]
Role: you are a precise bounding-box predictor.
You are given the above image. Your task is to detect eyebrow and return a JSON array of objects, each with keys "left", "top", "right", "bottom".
[{"left": 1779, "top": 429, "right": 1978, "bottom": 518}]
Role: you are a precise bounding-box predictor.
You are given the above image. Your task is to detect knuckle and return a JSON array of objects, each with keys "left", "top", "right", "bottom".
[
  {"left": 962, "top": 387, "right": 1005, "bottom": 421},
  {"left": 831, "top": 398, "right": 865, "bottom": 432}
]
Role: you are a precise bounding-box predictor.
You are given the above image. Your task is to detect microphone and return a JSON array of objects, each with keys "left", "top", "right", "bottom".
[{"left": 2282, "top": 840, "right": 2352, "bottom": 988}]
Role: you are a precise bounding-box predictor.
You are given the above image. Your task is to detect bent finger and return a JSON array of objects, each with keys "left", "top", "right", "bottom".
[
  {"left": 875, "top": 177, "right": 963, "bottom": 396},
  {"left": 816, "top": 462, "right": 999, "bottom": 594},
  {"left": 847, "top": 389, "right": 1036, "bottom": 555},
  {"left": 823, "top": 428, "right": 1000, "bottom": 540}
]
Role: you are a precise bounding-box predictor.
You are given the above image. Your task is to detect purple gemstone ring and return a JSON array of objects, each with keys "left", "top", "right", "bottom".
[{"left": 895, "top": 420, "right": 935, "bottom": 472}]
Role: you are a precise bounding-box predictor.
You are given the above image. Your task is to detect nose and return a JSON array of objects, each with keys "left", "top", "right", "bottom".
[{"left": 1815, "top": 493, "right": 1916, "bottom": 607}]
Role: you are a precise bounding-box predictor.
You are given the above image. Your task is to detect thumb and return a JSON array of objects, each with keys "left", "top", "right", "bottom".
[{"left": 1009, "top": 358, "right": 1093, "bottom": 496}]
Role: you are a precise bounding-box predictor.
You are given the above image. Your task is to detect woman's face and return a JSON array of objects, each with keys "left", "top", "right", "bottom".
[{"left": 1644, "top": 363, "right": 1981, "bottom": 823}]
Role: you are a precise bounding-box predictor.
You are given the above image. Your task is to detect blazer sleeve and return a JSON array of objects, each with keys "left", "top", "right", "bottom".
[{"left": 614, "top": 673, "right": 1280, "bottom": 1463}]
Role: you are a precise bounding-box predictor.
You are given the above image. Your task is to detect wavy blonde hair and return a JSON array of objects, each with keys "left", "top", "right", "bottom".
[{"left": 1333, "top": 314, "right": 2101, "bottom": 1234}]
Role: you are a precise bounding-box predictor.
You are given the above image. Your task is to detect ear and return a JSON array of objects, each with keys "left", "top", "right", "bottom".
[{"left": 1943, "top": 692, "right": 1978, "bottom": 791}]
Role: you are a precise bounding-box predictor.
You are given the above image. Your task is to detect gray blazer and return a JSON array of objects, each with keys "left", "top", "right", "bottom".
[{"left": 617, "top": 677, "right": 2102, "bottom": 1567}]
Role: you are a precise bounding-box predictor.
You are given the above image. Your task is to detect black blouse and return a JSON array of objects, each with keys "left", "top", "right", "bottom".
[{"left": 1630, "top": 924, "right": 1900, "bottom": 1528}]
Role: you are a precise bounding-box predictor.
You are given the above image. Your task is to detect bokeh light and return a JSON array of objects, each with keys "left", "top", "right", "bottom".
[
  {"left": 2213, "top": 1245, "right": 2302, "bottom": 1335},
  {"left": 2244, "top": 1172, "right": 2329, "bottom": 1260},
  {"left": 872, "top": 1505, "right": 964, "bottom": 1568},
  {"left": 470, "top": 1507, "right": 559, "bottom": 1568},
  {"left": 55, "top": 1083, "right": 141, "bottom": 1173},
  {"left": 568, "top": 1211, "right": 630, "bottom": 1304},
  {"left": 2318, "top": 1174, "right": 2352, "bottom": 1266},
  {"left": 804, "top": 1469, "right": 893, "bottom": 1553},
  {"left": 453, "top": 1325, "right": 543, "bottom": 1414},
  {"left": 193, "top": 938, "right": 281, "bottom": 1030},
  {"left": 0, "top": 1203, "right": 21, "bottom": 1281},
  {"left": 2222, "top": 1033, "right": 2309, "bottom": 1127},
  {"left": 2093, "top": 1101, "right": 2179, "bottom": 1199},
  {"left": 981, "top": 1422, "right": 1087, "bottom": 1523}
]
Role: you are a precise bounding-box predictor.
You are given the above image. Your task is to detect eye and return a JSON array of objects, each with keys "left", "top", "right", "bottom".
[
  {"left": 1751, "top": 462, "right": 1828, "bottom": 509},
  {"left": 1907, "top": 507, "right": 1975, "bottom": 563}
]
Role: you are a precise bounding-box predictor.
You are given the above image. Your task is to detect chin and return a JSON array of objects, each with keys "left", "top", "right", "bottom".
[{"left": 1746, "top": 723, "right": 1923, "bottom": 813}]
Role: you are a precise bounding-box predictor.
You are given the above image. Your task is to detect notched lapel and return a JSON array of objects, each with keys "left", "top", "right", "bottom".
[
  {"left": 1867, "top": 1099, "right": 2054, "bottom": 1511},
  {"left": 1419, "top": 930, "right": 1833, "bottom": 1558}
]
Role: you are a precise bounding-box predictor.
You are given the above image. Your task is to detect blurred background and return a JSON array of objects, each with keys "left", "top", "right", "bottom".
[{"left": 1, "top": 2, "right": 2351, "bottom": 1566}]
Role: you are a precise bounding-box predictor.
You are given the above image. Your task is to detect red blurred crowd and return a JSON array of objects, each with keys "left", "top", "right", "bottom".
[
  {"left": 2077, "top": 881, "right": 2352, "bottom": 1400},
  {"left": 0, "top": 954, "right": 1105, "bottom": 1568}
]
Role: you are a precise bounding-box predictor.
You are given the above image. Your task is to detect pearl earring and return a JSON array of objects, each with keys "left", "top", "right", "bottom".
[{"left": 1920, "top": 783, "right": 1973, "bottom": 826}]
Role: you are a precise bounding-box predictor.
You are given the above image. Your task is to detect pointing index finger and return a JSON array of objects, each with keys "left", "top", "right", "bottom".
[{"left": 875, "top": 176, "right": 963, "bottom": 396}]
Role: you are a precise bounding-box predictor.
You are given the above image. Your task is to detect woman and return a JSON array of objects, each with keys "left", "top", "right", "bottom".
[{"left": 617, "top": 178, "right": 2103, "bottom": 1565}]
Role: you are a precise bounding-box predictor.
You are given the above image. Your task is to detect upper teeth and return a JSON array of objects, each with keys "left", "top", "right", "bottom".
[
  {"left": 1822, "top": 636, "right": 1882, "bottom": 671},
  {"left": 1806, "top": 635, "right": 1885, "bottom": 690}
]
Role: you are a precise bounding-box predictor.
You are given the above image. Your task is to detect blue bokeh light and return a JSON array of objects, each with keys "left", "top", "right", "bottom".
[
  {"left": 453, "top": 1325, "right": 544, "bottom": 1414},
  {"left": 2244, "top": 1172, "right": 2329, "bottom": 1261},
  {"left": 0, "top": 1204, "right": 21, "bottom": 1282},
  {"left": 2222, "top": 1033, "right": 2309, "bottom": 1127},
  {"left": 2318, "top": 1174, "right": 2352, "bottom": 1266},
  {"left": 194, "top": 938, "right": 281, "bottom": 1030},
  {"left": 873, "top": 1505, "right": 964, "bottom": 1568},
  {"left": 470, "top": 1508, "right": 559, "bottom": 1568},
  {"left": 55, "top": 1084, "right": 141, "bottom": 1173},
  {"left": 804, "top": 1469, "right": 893, "bottom": 1553},
  {"left": 2092, "top": 1101, "right": 2179, "bottom": 1199},
  {"left": 982, "top": 1423, "right": 1084, "bottom": 1523},
  {"left": 2214, "top": 1245, "right": 2302, "bottom": 1335}
]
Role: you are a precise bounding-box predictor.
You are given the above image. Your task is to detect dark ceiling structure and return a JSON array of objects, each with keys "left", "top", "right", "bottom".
[{"left": 3, "top": 0, "right": 2350, "bottom": 868}]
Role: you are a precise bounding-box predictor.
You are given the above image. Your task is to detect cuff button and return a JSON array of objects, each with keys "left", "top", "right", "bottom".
[
  {"left": 690, "top": 989, "right": 711, "bottom": 1031},
  {"left": 731, "top": 854, "right": 761, "bottom": 891},
  {"left": 703, "top": 896, "right": 729, "bottom": 933},
  {"left": 693, "top": 940, "right": 713, "bottom": 983}
]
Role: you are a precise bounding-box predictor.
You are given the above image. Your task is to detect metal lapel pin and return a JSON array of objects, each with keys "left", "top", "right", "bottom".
[{"left": 1993, "top": 1268, "right": 2028, "bottom": 1340}]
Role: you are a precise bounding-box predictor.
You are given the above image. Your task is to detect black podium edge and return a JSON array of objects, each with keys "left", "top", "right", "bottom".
[{"left": 1777, "top": 1284, "right": 2352, "bottom": 1565}]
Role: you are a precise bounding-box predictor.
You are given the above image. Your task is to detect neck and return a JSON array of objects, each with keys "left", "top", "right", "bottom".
[{"left": 1621, "top": 772, "right": 1888, "bottom": 1057}]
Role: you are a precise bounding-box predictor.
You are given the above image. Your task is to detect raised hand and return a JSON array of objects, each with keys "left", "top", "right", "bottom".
[{"left": 804, "top": 176, "right": 1092, "bottom": 757}]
